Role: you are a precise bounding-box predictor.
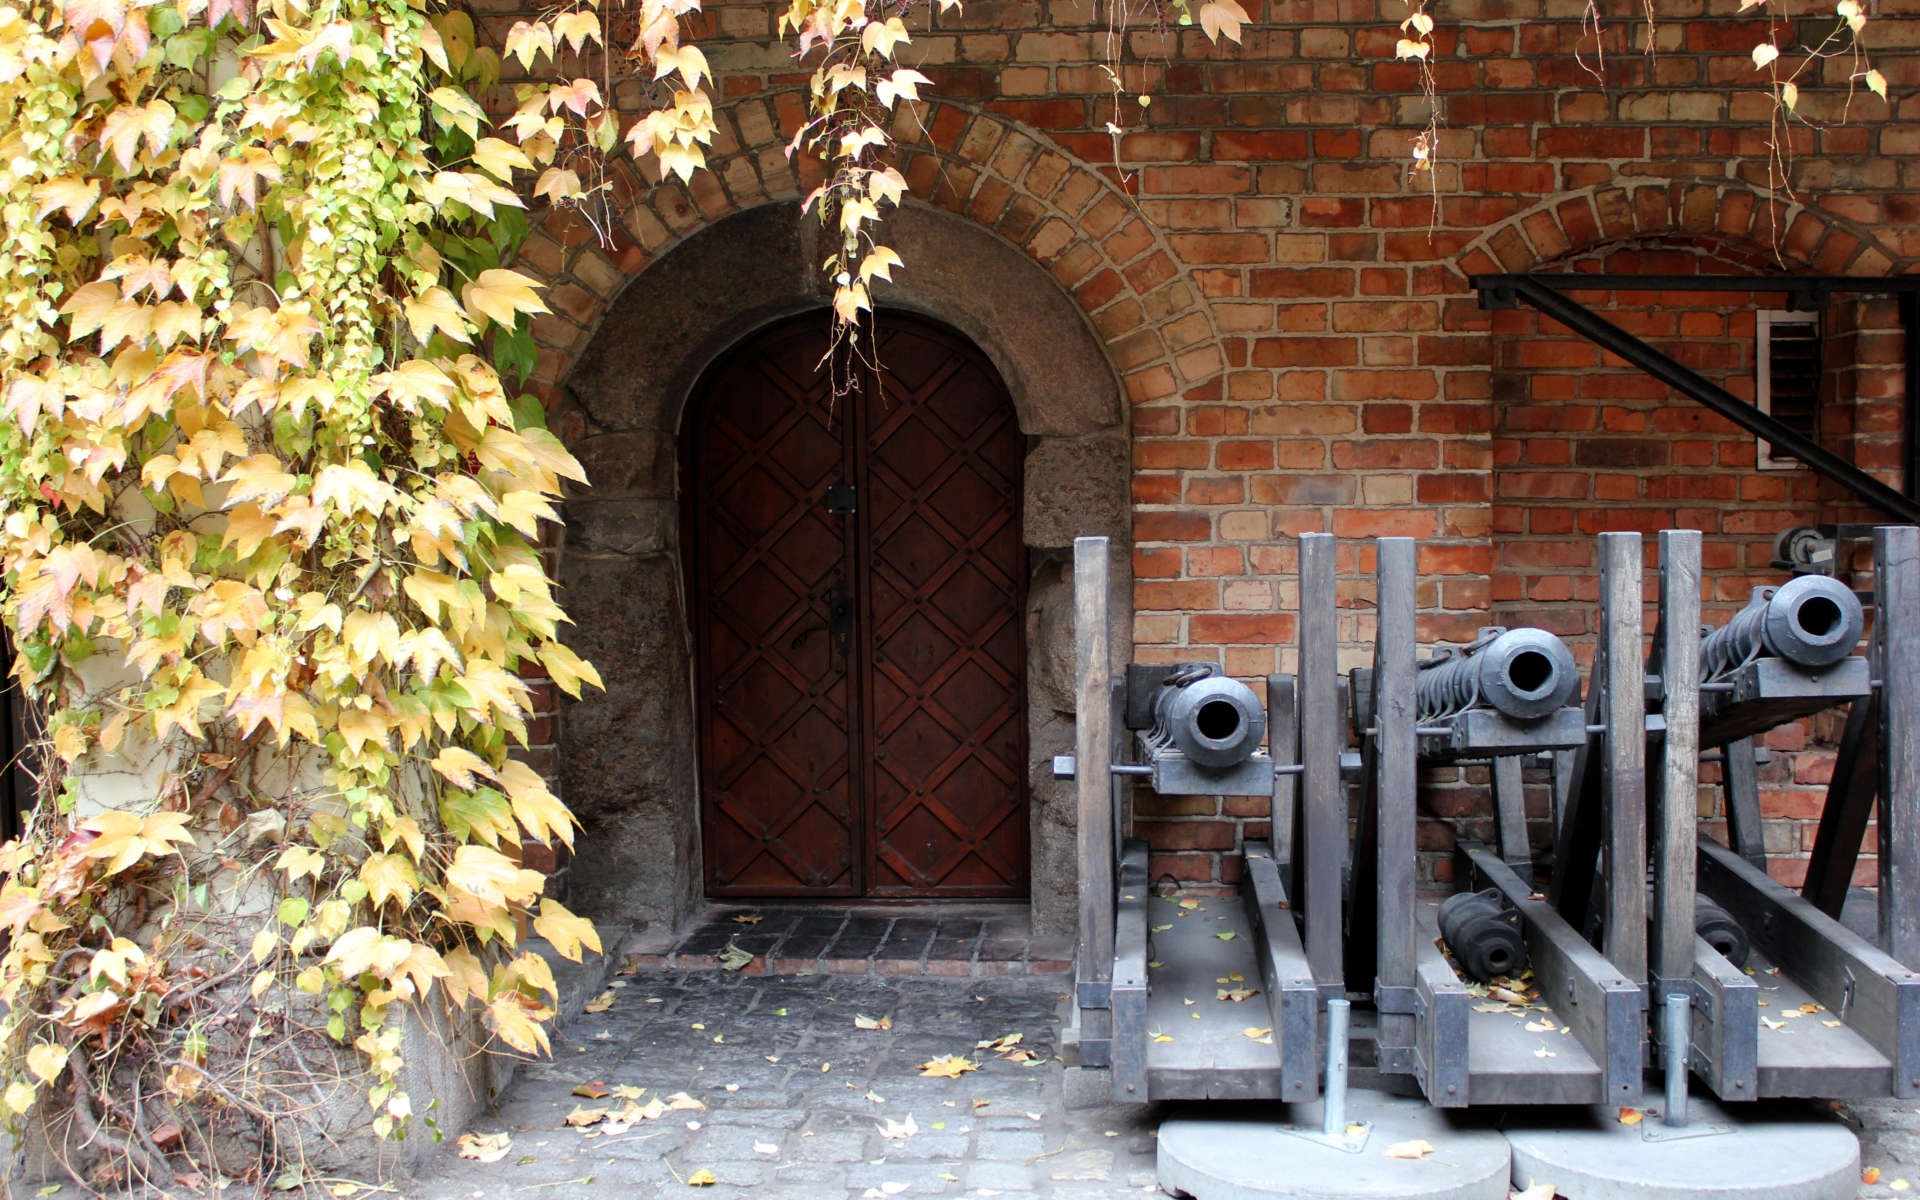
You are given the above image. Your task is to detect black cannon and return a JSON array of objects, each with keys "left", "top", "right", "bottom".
[
  {"left": 1697, "top": 576, "right": 1869, "bottom": 748},
  {"left": 1129, "top": 663, "right": 1273, "bottom": 795}
]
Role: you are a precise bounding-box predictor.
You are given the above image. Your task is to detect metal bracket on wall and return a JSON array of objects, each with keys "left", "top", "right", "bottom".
[{"left": 1469, "top": 273, "right": 1920, "bottom": 521}]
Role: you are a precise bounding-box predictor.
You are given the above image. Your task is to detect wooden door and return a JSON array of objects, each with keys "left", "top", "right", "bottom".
[{"left": 690, "top": 313, "right": 1028, "bottom": 898}]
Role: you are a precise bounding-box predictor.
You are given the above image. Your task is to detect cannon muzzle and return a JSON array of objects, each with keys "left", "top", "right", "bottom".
[
  {"left": 1146, "top": 664, "right": 1266, "bottom": 769},
  {"left": 1417, "top": 626, "right": 1580, "bottom": 722},
  {"left": 1701, "top": 575, "right": 1865, "bottom": 679}
]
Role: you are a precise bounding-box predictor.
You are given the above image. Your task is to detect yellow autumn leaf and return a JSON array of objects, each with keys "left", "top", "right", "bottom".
[
  {"left": 460, "top": 269, "right": 550, "bottom": 331},
  {"left": 403, "top": 287, "right": 472, "bottom": 343},
  {"left": 687, "top": 1170, "right": 717, "bottom": 1187},
  {"left": 359, "top": 852, "right": 419, "bottom": 908},
  {"left": 26, "top": 1043, "right": 68, "bottom": 1084},
  {"left": 431, "top": 745, "right": 498, "bottom": 791},
  {"left": 532, "top": 898, "right": 601, "bottom": 961},
  {"left": 919, "top": 1055, "right": 979, "bottom": 1078},
  {"left": 1384, "top": 1139, "right": 1434, "bottom": 1159},
  {"left": 538, "top": 641, "right": 604, "bottom": 698},
  {"left": 445, "top": 844, "right": 544, "bottom": 906},
  {"left": 500, "top": 759, "right": 576, "bottom": 847}
]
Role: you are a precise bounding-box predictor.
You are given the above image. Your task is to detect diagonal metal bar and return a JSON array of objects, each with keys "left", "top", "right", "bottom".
[{"left": 1478, "top": 274, "right": 1920, "bottom": 524}]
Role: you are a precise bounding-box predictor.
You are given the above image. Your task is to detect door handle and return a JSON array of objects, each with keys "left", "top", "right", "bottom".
[{"left": 789, "top": 585, "right": 854, "bottom": 655}]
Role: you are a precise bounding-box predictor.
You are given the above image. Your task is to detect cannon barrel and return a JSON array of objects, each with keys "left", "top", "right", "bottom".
[
  {"left": 1416, "top": 626, "right": 1580, "bottom": 722},
  {"left": 1144, "top": 664, "right": 1266, "bottom": 769},
  {"left": 1438, "top": 888, "right": 1527, "bottom": 983},
  {"left": 1700, "top": 575, "right": 1865, "bottom": 679}
]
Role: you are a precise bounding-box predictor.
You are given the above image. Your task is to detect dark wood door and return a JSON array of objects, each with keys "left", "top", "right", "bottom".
[{"left": 690, "top": 313, "right": 1028, "bottom": 898}]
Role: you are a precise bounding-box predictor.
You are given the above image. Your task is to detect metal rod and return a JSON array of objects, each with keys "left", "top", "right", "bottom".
[
  {"left": 1903, "top": 292, "right": 1919, "bottom": 501},
  {"left": 1473, "top": 272, "right": 1920, "bottom": 299},
  {"left": 1500, "top": 278, "right": 1920, "bottom": 524},
  {"left": 1664, "top": 993, "right": 1690, "bottom": 1128},
  {"left": 1322, "top": 998, "right": 1351, "bottom": 1136}
]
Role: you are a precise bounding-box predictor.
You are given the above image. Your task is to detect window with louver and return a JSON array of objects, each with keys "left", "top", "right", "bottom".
[{"left": 1757, "top": 310, "right": 1822, "bottom": 470}]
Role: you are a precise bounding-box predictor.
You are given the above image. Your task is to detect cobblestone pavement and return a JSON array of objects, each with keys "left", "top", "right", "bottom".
[
  {"left": 395, "top": 964, "right": 1920, "bottom": 1200},
  {"left": 403, "top": 972, "right": 1162, "bottom": 1200}
]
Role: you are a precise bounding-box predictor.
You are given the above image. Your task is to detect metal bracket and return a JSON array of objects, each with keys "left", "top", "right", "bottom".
[{"left": 1374, "top": 984, "right": 1422, "bottom": 1016}]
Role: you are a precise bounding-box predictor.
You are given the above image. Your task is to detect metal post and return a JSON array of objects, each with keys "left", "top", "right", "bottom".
[
  {"left": 1267, "top": 673, "right": 1298, "bottom": 872},
  {"left": 1876, "top": 525, "right": 1920, "bottom": 968},
  {"left": 1722, "top": 737, "right": 1768, "bottom": 870},
  {"left": 1654, "top": 530, "right": 1702, "bottom": 992},
  {"left": 1664, "top": 992, "right": 1690, "bottom": 1128},
  {"left": 1073, "top": 537, "right": 1115, "bottom": 1013},
  {"left": 1493, "top": 756, "right": 1531, "bottom": 870},
  {"left": 1600, "top": 531, "right": 1649, "bottom": 985},
  {"left": 1322, "top": 998, "right": 1351, "bottom": 1137},
  {"left": 1298, "top": 533, "right": 1344, "bottom": 997}
]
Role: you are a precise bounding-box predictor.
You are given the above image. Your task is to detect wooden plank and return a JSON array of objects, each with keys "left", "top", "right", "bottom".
[
  {"left": 1803, "top": 696, "right": 1879, "bottom": 918},
  {"left": 1600, "top": 531, "right": 1648, "bottom": 986},
  {"left": 1298, "top": 532, "right": 1343, "bottom": 996},
  {"left": 1493, "top": 756, "right": 1530, "bottom": 869},
  {"left": 1373, "top": 538, "right": 1419, "bottom": 1066},
  {"left": 1877, "top": 525, "right": 1920, "bottom": 969},
  {"left": 1266, "top": 674, "right": 1298, "bottom": 873},
  {"left": 1467, "top": 845, "right": 1644, "bottom": 1105},
  {"left": 1699, "top": 837, "right": 1920, "bottom": 1098},
  {"left": 1654, "top": 530, "right": 1702, "bottom": 991},
  {"left": 1690, "top": 935, "right": 1758, "bottom": 1101},
  {"left": 1144, "top": 888, "right": 1286, "bottom": 1098},
  {"left": 1073, "top": 536, "right": 1113, "bottom": 1009},
  {"left": 1749, "top": 946, "right": 1895, "bottom": 1097},
  {"left": 1243, "top": 842, "right": 1317, "bottom": 1102},
  {"left": 1111, "top": 840, "right": 1150, "bottom": 1102},
  {"left": 1722, "top": 737, "right": 1768, "bottom": 869},
  {"left": 1416, "top": 897, "right": 1603, "bottom": 1105}
]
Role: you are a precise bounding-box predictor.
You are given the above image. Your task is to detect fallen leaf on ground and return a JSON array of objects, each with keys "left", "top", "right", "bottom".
[
  {"left": 1005, "top": 1048, "right": 1037, "bottom": 1063},
  {"left": 617, "top": 958, "right": 638, "bottom": 975},
  {"left": 1472, "top": 1002, "right": 1512, "bottom": 1014},
  {"left": 765, "top": 1055, "right": 781, "bottom": 1063},
  {"left": 331, "top": 1186, "right": 355, "bottom": 1197},
  {"left": 1801, "top": 1002, "right": 1823, "bottom": 1013},
  {"left": 972, "top": 1099, "right": 990, "bottom": 1107},
  {"left": 611, "top": 1085, "right": 644, "bottom": 1099},
  {"left": 572, "top": 1082, "right": 609, "bottom": 1098},
  {"left": 754, "top": 1142, "right": 778, "bottom": 1154},
  {"left": 718, "top": 943, "right": 754, "bottom": 971},
  {"left": 1510, "top": 1182, "right": 1557, "bottom": 1200},
  {"left": 691, "top": 1023, "right": 705, "bottom": 1030},
  {"left": 731, "top": 915, "right": 763, "bottom": 924},
  {"left": 1151, "top": 924, "right": 1172, "bottom": 933},
  {"left": 920, "top": 1055, "right": 979, "bottom": 1078},
  {"left": 1825, "top": 1020, "right": 1845, "bottom": 1027},
  {"left": 1026, "top": 1112, "right": 1042, "bottom": 1120},
  {"left": 855, "top": 1014, "right": 893, "bottom": 1030},
  {"left": 1179, "top": 898, "right": 1200, "bottom": 909},
  {"left": 1148, "top": 961, "right": 1163, "bottom": 968},
  {"left": 1215, "top": 931, "right": 1236, "bottom": 941},
  {"left": 1183, "top": 998, "right": 1196, "bottom": 1006},
  {"left": 456, "top": 1131, "right": 512, "bottom": 1163},
  {"left": 977, "top": 1034, "right": 1022, "bottom": 1051},
  {"left": 1217, "top": 987, "right": 1257, "bottom": 1002},
  {"left": 865, "top": 1091, "right": 885, "bottom": 1104},
  {"left": 687, "top": 1169, "right": 716, "bottom": 1186},
  {"left": 1866, "top": 1168, "right": 1884, "bottom": 1185},
  {"left": 1524, "top": 1020, "right": 1555, "bottom": 1033},
  {"left": 666, "top": 1092, "right": 706, "bottom": 1111},
  {"left": 1243, "top": 1027, "right": 1272, "bottom": 1039},
  {"left": 1533, "top": 1048, "right": 1556, "bottom": 1059},
  {"left": 1618, "top": 1108, "right": 1642, "bottom": 1126},
  {"left": 1894, "top": 1182, "right": 1911, "bottom": 1193},
  {"left": 564, "top": 1106, "right": 607, "bottom": 1127},
  {"left": 1385, "top": 1139, "right": 1434, "bottom": 1159},
  {"left": 624, "top": 1096, "right": 667, "bottom": 1121},
  {"left": 1762, "top": 1017, "right": 1787, "bottom": 1031},
  {"left": 877, "top": 1115, "right": 919, "bottom": 1139},
  {"left": 1150, "top": 1031, "right": 1174, "bottom": 1043},
  {"left": 584, "top": 990, "right": 616, "bottom": 1014}
]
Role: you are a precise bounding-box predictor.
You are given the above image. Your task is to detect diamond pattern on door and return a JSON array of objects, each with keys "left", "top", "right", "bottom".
[{"left": 690, "top": 314, "right": 1028, "bottom": 898}]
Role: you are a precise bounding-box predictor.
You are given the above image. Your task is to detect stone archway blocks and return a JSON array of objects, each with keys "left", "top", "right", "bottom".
[
  {"left": 1156, "top": 1091, "right": 1512, "bottom": 1200},
  {"left": 1503, "top": 1096, "right": 1860, "bottom": 1200}
]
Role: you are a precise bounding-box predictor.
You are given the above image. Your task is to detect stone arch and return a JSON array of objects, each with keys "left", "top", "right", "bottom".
[
  {"left": 548, "top": 188, "right": 1146, "bottom": 936},
  {"left": 517, "top": 99, "right": 1232, "bottom": 419},
  {"left": 1452, "top": 180, "right": 1903, "bottom": 280}
]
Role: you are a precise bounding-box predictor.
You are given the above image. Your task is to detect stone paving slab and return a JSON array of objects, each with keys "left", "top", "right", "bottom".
[
  {"left": 397, "top": 971, "right": 1163, "bottom": 1200},
  {"left": 628, "top": 905, "right": 1075, "bottom": 978}
]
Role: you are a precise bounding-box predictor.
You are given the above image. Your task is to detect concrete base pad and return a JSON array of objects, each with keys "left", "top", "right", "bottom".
[
  {"left": 1157, "top": 1090, "right": 1511, "bottom": 1200},
  {"left": 1503, "top": 1094, "right": 1860, "bottom": 1200}
]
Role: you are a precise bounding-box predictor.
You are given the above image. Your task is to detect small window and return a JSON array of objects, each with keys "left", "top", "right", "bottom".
[{"left": 1756, "top": 310, "right": 1821, "bottom": 470}]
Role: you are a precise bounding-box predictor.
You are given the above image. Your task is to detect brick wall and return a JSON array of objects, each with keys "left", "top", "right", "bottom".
[{"left": 486, "top": 0, "right": 1920, "bottom": 894}]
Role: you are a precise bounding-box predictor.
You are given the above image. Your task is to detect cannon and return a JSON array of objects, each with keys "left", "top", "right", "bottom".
[
  {"left": 1697, "top": 576, "right": 1869, "bottom": 748},
  {"left": 1396, "top": 626, "right": 1587, "bottom": 762},
  {"left": 1113, "top": 662, "right": 1277, "bottom": 797}
]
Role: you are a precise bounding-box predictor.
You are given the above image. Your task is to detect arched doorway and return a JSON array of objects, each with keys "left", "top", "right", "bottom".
[{"left": 686, "top": 312, "right": 1030, "bottom": 899}]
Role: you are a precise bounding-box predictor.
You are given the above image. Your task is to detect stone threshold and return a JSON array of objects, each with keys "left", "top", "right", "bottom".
[{"left": 623, "top": 901, "right": 1073, "bottom": 977}]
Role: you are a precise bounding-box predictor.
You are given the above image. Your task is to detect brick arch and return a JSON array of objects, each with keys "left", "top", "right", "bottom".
[
  {"left": 1451, "top": 181, "right": 1905, "bottom": 281},
  {"left": 513, "top": 99, "right": 1231, "bottom": 412}
]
